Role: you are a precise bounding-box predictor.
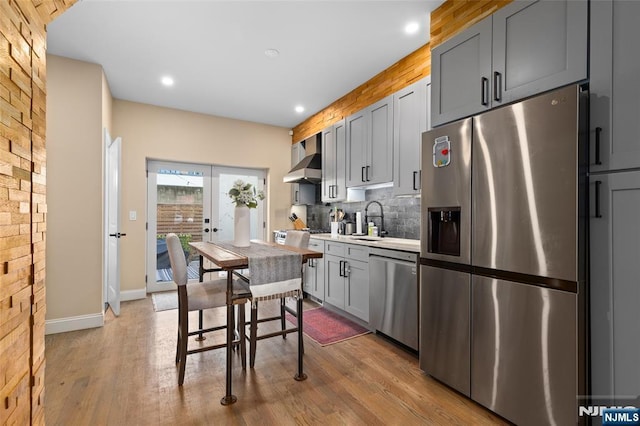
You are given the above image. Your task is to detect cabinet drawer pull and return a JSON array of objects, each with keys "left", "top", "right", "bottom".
[
  {"left": 493, "top": 71, "right": 502, "bottom": 102},
  {"left": 595, "top": 180, "right": 602, "bottom": 218},
  {"left": 481, "top": 77, "right": 489, "bottom": 106},
  {"left": 595, "top": 127, "right": 602, "bottom": 165}
]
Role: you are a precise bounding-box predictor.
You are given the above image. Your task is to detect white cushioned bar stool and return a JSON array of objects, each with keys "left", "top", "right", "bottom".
[{"left": 166, "top": 233, "right": 251, "bottom": 385}]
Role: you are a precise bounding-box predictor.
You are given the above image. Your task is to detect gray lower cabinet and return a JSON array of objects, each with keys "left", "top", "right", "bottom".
[
  {"left": 432, "top": 0, "right": 587, "bottom": 127},
  {"left": 323, "top": 241, "right": 370, "bottom": 322},
  {"left": 321, "top": 120, "right": 347, "bottom": 202},
  {"left": 303, "top": 238, "right": 324, "bottom": 300},
  {"left": 590, "top": 171, "right": 640, "bottom": 402},
  {"left": 346, "top": 95, "right": 393, "bottom": 187},
  {"left": 590, "top": 0, "right": 640, "bottom": 172},
  {"left": 393, "top": 77, "right": 431, "bottom": 196}
]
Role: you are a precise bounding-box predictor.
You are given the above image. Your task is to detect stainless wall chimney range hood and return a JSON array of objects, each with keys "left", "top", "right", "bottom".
[{"left": 283, "top": 133, "right": 322, "bottom": 184}]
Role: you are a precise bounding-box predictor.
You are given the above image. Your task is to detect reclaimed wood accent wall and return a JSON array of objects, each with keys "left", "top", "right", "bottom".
[
  {"left": 291, "top": 44, "right": 431, "bottom": 143},
  {"left": 430, "top": 0, "right": 513, "bottom": 49},
  {"left": 291, "top": 0, "right": 513, "bottom": 143},
  {"left": 0, "top": 0, "right": 75, "bottom": 424}
]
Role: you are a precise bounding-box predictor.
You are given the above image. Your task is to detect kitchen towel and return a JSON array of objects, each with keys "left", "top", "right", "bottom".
[{"left": 214, "top": 241, "right": 302, "bottom": 301}]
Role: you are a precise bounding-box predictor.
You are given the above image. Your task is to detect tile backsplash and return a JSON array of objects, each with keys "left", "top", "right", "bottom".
[{"left": 306, "top": 187, "right": 421, "bottom": 240}]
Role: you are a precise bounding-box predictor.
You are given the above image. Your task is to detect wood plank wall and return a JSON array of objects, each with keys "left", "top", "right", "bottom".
[
  {"left": 291, "top": 0, "right": 513, "bottom": 143},
  {"left": 0, "top": 1, "right": 75, "bottom": 424}
]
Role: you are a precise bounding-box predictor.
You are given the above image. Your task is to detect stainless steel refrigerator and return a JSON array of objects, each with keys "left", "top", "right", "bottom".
[{"left": 419, "top": 84, "right": 588, "bottom": 426}]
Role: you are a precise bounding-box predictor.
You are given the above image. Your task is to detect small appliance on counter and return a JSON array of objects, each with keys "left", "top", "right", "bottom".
[{"left": 273, "top": 229, "right": 328, "bottom": 245}]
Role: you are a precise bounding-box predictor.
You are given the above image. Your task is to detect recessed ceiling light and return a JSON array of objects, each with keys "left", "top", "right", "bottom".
[
  {"left": 264, "top": 49, "right": 280, "bottom": 58},
  {"left": 161, "top": 76, "right": 174, "bottom": 87},
  {"left": 405, "top": 22, "right": 420, "bottom": 35},
  {"left": 295, "top": 105, "right": 304, "bottom": 113}
]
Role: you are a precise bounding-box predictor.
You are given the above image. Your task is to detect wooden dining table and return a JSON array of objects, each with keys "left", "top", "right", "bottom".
[{"left": 188, "top": 239, "right": 323, "bottom": 405}]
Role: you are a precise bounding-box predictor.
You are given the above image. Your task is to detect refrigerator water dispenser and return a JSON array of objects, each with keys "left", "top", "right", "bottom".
[{"left": 428, "top": 208, "right": 461, "bottom": 256}]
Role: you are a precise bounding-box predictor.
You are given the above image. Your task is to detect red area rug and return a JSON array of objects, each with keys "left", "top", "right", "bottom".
[{"left": 286, "top": 307, "right": 370, "bottom": 346}]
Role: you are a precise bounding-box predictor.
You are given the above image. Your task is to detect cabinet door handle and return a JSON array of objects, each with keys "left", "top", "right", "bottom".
[
  {"left": 481, "top": 77, "right": 489, "bottom": 106},
  {"left": 339, "top": 260, "right": 344, "bottom": 277},
  {"left": 595, "top": 127, "right": 603, "bottom": 165},
  {"left": 595, "top": 180, "right": 602, "bottom": 218},
  {"left": 344, "top": 261, "right": 350, "bottom": 277},
  {"left": 493, "top": 71, "right": 502, "bottom": 102},
  {"left": 412, "top": 171, "right": 418, "bottom": 190},
  {"left": 366, "top": 165, "right": 371, "bottom": 181},
  {"left": 295, "top": 190, "right": 299, "bottom": 203}
]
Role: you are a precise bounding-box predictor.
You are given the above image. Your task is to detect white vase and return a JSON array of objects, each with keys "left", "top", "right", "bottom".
[{"left": 233, "top": 205, "right": 251, "bottom": 247}]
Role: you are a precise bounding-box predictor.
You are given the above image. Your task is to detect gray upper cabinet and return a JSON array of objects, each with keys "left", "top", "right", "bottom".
[
  {"left": 431, "top": 17, "right": 492, "bottom": 127},
  {"left": 346, "top": 95, "right": 393, "bottom": 187},
  {"left": 590, "top": 0, "right": 640, "bottom": 172},
  {"left": 321, "top": 120, "right": 347, "bottom": 202},
  {"left": 492, "top": 0, "right": 587, "bottom": 106},
  {"left": 431, "top": 0, "right": 587, "bottom": 127},
  {"left": 346, "top": 110, "right": 367, "bottom": 187},
  {"left": 367, "top": 96, "right": 394, "bottom": 185},
  {"left": 393, "top": 77, "right": 431, "bottom": 196}
]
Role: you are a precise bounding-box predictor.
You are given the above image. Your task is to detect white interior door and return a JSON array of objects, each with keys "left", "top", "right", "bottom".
[
  {"left": 146, "top": 161, "right": 266, "bottom": 292},
  {"left": 105, "top": 130, "right": 122, "bottom": 316}
]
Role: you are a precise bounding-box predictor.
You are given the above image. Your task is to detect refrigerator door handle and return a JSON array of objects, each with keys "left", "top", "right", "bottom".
[
  {"left": 493, "top": 71, "right": 502, "bottom": 102},
  {"left": 595, "top": 127, "right": 603, "bottom": 165},
  {"left": 595, "top": 180, "right": 602, "bottom": 218},
  {"left": 481, "top": 77, "right": 489, "bottom": 106}
]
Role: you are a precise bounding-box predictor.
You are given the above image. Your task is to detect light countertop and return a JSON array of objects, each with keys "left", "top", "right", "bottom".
[{"left": 309, "top": 233, "right": 420, "bottom": 253}]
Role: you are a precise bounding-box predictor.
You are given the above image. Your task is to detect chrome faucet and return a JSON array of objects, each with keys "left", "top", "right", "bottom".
[{"left": 364, "top": 200, "right": 386, "bottom": 237}]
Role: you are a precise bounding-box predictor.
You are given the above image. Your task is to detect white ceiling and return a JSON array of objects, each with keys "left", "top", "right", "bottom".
[{"left": 47, "top": 0, "right": 444, "bottom": 129}]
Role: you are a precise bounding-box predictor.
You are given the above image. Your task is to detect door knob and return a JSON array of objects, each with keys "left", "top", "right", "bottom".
[
  {"left": 204, "top": 228, "right": 210, "bottom": 233},
  {"left": 109, "top": 232, "right": 126, "bottom": 238},
  {"left": 212, "top": 227, "right": 218, "bottom": 232}
]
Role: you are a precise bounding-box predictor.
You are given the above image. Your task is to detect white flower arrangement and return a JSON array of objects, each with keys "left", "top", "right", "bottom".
[{"left": 228, "top": 179, "right": 265, "bottom": 208}]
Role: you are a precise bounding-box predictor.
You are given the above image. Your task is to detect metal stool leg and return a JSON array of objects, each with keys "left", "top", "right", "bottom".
[{"left": 294, "top": 296, "right": 307, "bottom": 381}]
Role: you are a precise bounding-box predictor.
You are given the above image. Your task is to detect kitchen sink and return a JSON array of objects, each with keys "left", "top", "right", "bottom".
[{"left": 350, "top": 236, "right": 383, "bottom": 241}]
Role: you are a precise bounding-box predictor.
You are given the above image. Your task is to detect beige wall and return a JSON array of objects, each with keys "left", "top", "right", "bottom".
[
  {"left": 113, "top": 100, "right": 293, "bottom": 294},
  {"left": 45, "top": 54, "right": 293, "bottom": 326},
  {"left": 46, "top": 55, "right": 106, "bottom": 321}
]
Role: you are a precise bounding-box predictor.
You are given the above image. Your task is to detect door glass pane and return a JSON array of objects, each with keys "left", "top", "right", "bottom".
[
  {"left": 216, "top": 171, "right": 264, "bottom": 242},
  {"left": 155, "top": 168, "right": 204, "bottom": 283}
]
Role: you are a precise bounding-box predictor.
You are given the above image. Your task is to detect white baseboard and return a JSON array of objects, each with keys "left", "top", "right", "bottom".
[
  {"left": 121, "top": 288, "right": 147, "bottom": 301},
  {"left": 45, "top": 313, "right": 104, "bottom": 335}
]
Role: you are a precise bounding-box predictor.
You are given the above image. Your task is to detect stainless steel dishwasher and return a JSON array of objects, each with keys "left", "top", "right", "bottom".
[{"left": 369, "top": 247, "right": 419, "bottom": 351}]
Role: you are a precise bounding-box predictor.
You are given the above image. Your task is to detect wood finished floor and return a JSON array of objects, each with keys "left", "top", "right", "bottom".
[{"left": 44, "top": 296, "right": 509, "bottom": 425}]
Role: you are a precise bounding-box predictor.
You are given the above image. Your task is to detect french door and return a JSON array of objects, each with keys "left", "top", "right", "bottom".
[{"left": 146, "top": 161, "right": 266, "bottom": 292}]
